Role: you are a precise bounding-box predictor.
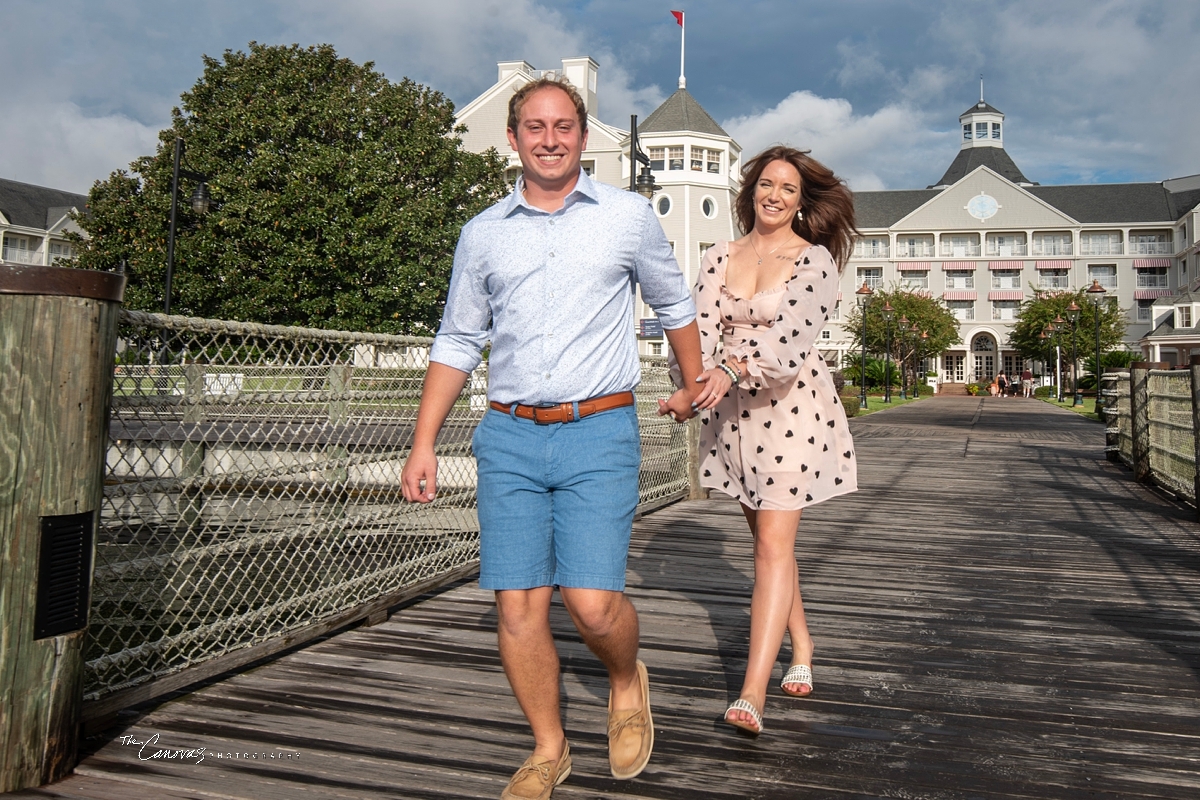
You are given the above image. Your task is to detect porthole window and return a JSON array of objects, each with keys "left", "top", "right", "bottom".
[
  {"left": 656, "top": 195, "right": 672, "bottom": 217},
  {"left": 701, "top": 196, "right": 717, "bottom": 219}
]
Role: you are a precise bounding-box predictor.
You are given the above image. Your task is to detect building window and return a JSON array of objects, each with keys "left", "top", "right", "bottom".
[
  {"left": 1128, "top": 231, "right": 1172, "bottom": 255},
  {"left": 2, "top": 235, "right": 37, "bottom": 264},
  {"left": 706, "top": 149, "right": 721, "bottom": 174},
  {"left": 992, "top": 122, "right": 1001, "bottom": 139},
  {"left": 945, "top": 270, "right": 974, "bottom": 290},
  {"left": 504, "top": 166, "right": 523, "bottom": 186},
  {"left": 940, "top": 234, "right": 980, "bottom": 257},
  {"left": 948, "top": 300, "right": 975, "bottom": 321},
  {"left": 1033, "top": 232, "right": 1073, "bottom": 256},
  {"left": 656, "top": 195, "right": 672, "bottom": 217},
  {"left": 1137, "top": 299, "right": 1154, "bottom": 321},
  {"left": 992, "top": 300, "right": 1020, "bottom": 321},
  {"left": 976, "top": 122, "right": 988, "bottom": 140},
  {"left": 992, "top": 269, "right": 1021, "bottom": 289},
  {"left": 854, "top": 237, "right": 889, "bottom": 258},
  {"left": 690, "top": 146, "right": 703, "bottom": 171},
  {"left": 1178, "top": 306, "right": 1193, "bottom": 328},
  {"left": 1087, "top": 264, "right": 1117, "bottom": 289},
  {"left": 897, "top": 235, "right": 934, "bottom": 257},
  {"left": 1136, "top": 266, "right": 1168, "bottom": 288},
  {"left": 648, "top": 147, "right": 664, "bottom": 171},
  {"left": 857, "top": 267, "right": 882, "bottom": 289},
  {"left": 986, "top": 233, "right": 1026, "bottom": 257},
  {"left": 1080, "top": 231, "right": 1122, "bottom": 256},
  {"left": 963, "top": 124, "right": 972, "bottom": 141},
  {"left": 698, "top": 242, "right": 714, "bottom": 261},
  {"left": 701, "top": 197, "right": 717, "bottom": 219},
  {"left": 1038, "top": 269, "right": 1070, "bottom": 289},
  {"left": 580, "top": 160, "right": 594, "bottom": 176},
  {"left": 900, "top": 271, "right": 929, "bottom": 290},
  {"left": 821, "top": 330, "right": 831, "bottom": 340},
  {"left": 48, "top": 241, "right": 75, "bottom": 263},
  {"left": 667, "top": 146, "right": 684, "bottom": 170},
  {"left": 830, "top": 300, "right": 841, "bottom": 321},
  {"left": 649, "top": 342, "right": 663, "bottom": 356}
]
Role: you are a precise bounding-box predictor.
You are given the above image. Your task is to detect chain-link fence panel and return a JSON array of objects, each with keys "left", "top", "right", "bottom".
[
  {"left": 1146, "top": 369, "right": 1195, "bottom": 501},
  {"left": 88, "top": 311, "right": 689, "bottom": 704},
  {"left": 1101, "top": 371, "right": 1131, "bottom": 467}
]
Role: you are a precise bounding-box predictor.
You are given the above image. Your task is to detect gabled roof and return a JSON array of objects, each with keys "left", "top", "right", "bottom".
[
  {"left": 931, "top": 147, "right": 1032, "bottom": 188},
  {"left": 1168, "top": 188, "right": 1200, "bottom": 220},
  {"left": 961, "top": 101, "right": 1003, "bottom": 117},
  {"left": 1026, "top": 184, "right": 1174, "bottom": 224},
  {"left": 852, "top": 189, "right": 942, "bottom": 229},
  {"left": 0, "top": 178, "right": 87, "bottom": 230},
  {"left": 639, "top": 89, "right": 728, "bottom": 137}
]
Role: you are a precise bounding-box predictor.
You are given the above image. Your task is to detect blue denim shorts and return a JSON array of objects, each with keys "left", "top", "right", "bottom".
[{"left": 472, "top": 404, "right": 641, "bottom": 591}]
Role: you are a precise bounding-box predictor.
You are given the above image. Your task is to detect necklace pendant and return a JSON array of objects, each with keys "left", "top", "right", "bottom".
[{"left": 756, "top": 258, "right": 762, "bottom": 265}]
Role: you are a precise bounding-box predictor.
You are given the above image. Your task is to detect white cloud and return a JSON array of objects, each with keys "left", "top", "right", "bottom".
[
  {"left": 724, "top": 91, "right": 952, "bottom": 192},
  {"left": 0, "top": 102, "right": 161, "bottom": 193}
]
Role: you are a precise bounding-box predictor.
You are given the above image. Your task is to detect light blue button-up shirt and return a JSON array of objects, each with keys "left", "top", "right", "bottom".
[{"left": 430, "top": 170, "right": 696, "bottom": 405}]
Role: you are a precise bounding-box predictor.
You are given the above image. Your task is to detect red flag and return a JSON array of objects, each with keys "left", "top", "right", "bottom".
[{"left": 671, "top": 10, "right": 684, "bottom": 26}]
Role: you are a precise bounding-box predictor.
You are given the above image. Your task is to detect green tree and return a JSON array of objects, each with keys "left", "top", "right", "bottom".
[
  {"left": 842, "top": 287, "right": 961, "bottom": 380},
  {"left": 71, "top": 42, "right": 507, "bottom": 333},
  {"left": 1008, "top": 288, "right": 1127, "bottom": 369}
]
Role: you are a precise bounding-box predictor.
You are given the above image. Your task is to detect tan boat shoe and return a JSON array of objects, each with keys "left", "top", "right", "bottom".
[
  {"left": 500, "top": 741, "right": 571, "bottom": 800},
  {"left": 608, "top": 659, "right": 653, "bottom": 779}
]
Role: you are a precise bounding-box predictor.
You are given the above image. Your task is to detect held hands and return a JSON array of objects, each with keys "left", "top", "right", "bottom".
[
  {"left": 658, "top": 363, "right": 738, "bottom": 422},
  {"left": 400, "top": 446, "right": 438, "bottom": 503}
]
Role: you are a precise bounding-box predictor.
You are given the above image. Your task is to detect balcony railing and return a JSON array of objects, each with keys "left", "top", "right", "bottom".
[
  {"left": 1039, "top": 276, "right": 1072, "bottom": 289},
  {"left": 1128, "top": 242, "right": 1173, "bottom": 255},
  {"left": 1032, "top": 243, "right": 1074, "bottom": 256},
  {"left": 2, "top": 247, "right": 41, "bottom": 265},
  {"left": 1136, "top": 275, "right": 1170, "bottom": 289},
  {"left": 895, "top": 244, "right": 935, "bottom": 258},
  {"left": 1079, "top": 243, "right": 1123, "bottom": 256},
  {"left": 985, "top": 244, "right": 1028, "bottom": 257},
  {"left": 854, "top": 244, "right": 890, "bottom": 258},
  {"left": 940, "top": 244, "right": 981, "bottom": 257}
]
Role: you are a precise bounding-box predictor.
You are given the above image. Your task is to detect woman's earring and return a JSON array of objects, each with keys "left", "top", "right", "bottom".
[{"left": 797, "top": 208, "right": 804, "bottom": 221}]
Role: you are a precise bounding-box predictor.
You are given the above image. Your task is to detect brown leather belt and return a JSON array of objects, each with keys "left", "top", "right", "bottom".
[{"left": 490, "top": 391, "right": 635, "bottom": 424}]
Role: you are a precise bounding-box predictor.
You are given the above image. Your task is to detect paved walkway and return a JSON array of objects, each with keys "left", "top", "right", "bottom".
[{"left": 17, "top": 397, "right": 1200, "bottom": 799}]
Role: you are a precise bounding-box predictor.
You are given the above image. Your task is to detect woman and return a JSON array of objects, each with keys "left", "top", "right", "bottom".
[{"left": 674, "top": 145, "right": 858, "bottom": 735}]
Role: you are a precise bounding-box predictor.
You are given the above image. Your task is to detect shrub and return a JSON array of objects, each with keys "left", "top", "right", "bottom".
[
  {"left": 1034, "top": 384, "right": 1055, "bottom": 398},
  {"left": 831, "top": 370, "right": 846, "bottom": 395}
]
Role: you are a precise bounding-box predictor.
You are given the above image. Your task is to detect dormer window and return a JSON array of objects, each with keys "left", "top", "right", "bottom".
[
  {"left": 963, "top": 124, "right": 972, "bottom": 141},
  {"left": 991, "top": 123, "right": 1001, "bottom": 139},
  {"left": 976, "top": 122, "right": 988, "bottom": 139},
  {"left": 1178, "top": 306, "right": 1193, "bottom": 328}
]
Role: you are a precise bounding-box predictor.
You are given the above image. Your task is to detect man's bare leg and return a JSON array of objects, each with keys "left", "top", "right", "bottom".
[
  {"left": 559, "top": 588, "right": 642, "bottom": 710},
  {"left": 496, "top": 587, "right": 566, "bottom": 761}
]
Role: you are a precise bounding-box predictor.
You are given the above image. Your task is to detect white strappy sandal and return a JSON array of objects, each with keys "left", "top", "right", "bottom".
[
  {"left": 781, "top": 664, "right": 813, "bottom": 697},
  {"left": 723, "top": 698, "right": 764, "bottom": 735}
]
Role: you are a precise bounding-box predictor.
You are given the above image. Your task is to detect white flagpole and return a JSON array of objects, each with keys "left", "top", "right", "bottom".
[{"left": 679, "top": 13, "right": 686, "bottom": 89}]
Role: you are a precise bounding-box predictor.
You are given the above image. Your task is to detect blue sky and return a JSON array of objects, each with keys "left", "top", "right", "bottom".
[{"left": 4, "top": 0, "right": 1197, "bottom": 194}]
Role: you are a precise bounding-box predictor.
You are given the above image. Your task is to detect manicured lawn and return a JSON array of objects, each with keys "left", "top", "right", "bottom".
[
  {"left": 851, "top": 394, "right": 927, "bottom": 416},
  {"left": 1038, "top": 395, "right": 1103, "bottom": 419}
]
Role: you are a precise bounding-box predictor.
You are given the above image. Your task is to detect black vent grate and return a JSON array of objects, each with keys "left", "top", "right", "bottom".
[{"left": 35, "top": 511, "right": 95, "bottom": 639}]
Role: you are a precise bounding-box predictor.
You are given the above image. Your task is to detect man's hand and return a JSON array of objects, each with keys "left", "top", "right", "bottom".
[
  {"left": 658, "top": 387, "right": 698, "bottom": 422},
  {"left": 401, "top": 446, "right": 439, "bottom": 503}
]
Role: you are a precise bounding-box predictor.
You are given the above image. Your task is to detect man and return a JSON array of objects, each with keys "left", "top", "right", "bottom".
[
  {"left": 1021, "top": 367, "right": 1034, "bottom": 398},
  {"left": 401, "top": 77, "right": 703, "bottom": 800}
]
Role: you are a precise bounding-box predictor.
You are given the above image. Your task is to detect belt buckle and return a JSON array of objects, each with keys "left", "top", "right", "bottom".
[{"left": 531, "top": 403, "right": 559, "bottom": 425}]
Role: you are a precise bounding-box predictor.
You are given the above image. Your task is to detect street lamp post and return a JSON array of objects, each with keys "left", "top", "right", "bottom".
[
  {"left": 856, "top": 282, "right": 873, "bottom": 409},
  {"left": 1052, "top": 315, "right": 1066, "bottom": 401},
  {"left": 1087, "top": 279, "right": 1108, "bottom": 415},
  {"left": 1067, "top": 301, "right": 1082, "bottom": 405},
  {"left": 898, "top": 315, "right": 910, "bottom": 400},
  {"left": 628, "top": 115, "right": 660, "bottom": 199},
  {"left": 882, "top": 301, "right": 894, "bottom": 403},
  {"left": 916, "top": 330, "right": 928, "bottom": 397},
  {"left": 164, "top": 137, "right": 212, "bottom": 315}
]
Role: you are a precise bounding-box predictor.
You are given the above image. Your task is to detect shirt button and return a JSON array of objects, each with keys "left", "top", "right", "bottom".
[
  {"left": 544, "top": 373, "right": 551, "bottom": 379},
  {"left": 548, "top": 219, "right": 555, "bottom": 226}
]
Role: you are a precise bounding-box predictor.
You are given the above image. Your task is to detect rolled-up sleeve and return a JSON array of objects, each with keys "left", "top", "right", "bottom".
[
  {"left": 429, "top": 221, "right": 490, "bottom": 373},
  {"left": 633, "top": 205, "right": 695, "bottom": 330}
]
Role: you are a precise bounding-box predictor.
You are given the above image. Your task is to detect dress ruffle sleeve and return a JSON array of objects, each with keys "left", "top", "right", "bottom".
[{"left": 668, "top": 246, "right": 723, "bottom": 388}]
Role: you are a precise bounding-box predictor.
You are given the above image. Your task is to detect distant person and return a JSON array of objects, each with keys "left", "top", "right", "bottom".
[
  {"left": 1021, "top": 367, "right": 1034, "bottom": 398},
  {"left": 402, "top": 76, "right": 704, "bottom": 799},
  {"left": 997, "top": 371, "right": 1010, "bottom": 397},
  {"left": 673, "top": 145, "right": 858, "bottom": 736}
]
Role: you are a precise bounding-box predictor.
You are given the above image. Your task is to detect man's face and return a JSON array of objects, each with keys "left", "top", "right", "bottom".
[{"left": 506, "top": 86, "right": 588, "bottom": 189}]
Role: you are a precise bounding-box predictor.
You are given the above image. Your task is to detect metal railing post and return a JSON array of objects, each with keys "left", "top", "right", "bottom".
[
  {"left": 1129, "top": 361, "right": 1166, "bottom": 483},
  {"left": 180, "top": 363, "right": 206, "bottom": 533},
  {"left": 1191, "top": 356, "right": 1200, "bottom": 521},
  {"left": 686, "top": 415, "right": 709, "bottom": 500},
  {"left": 1102, "top": 367, "right": 1124, "bottom": 463}
]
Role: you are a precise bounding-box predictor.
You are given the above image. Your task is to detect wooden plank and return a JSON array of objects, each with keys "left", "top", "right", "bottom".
[{"left": 32, "top": 398, "right": 1200, "bottom": 798}]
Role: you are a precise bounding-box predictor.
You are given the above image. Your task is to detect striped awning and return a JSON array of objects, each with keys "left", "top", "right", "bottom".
[
  {"left": 941, "top": 261, "right": 976, "bottom": 271},
  {"left": 1133, "top": 258, "right": 1171, "bottom": 268},
  {"left": 1035, "top": 260, "right": 1071, "bottom": 270},
  {"left": 988, "top": 261, "right": 1024, "bottom": 271},
  {"left": 1134, "top": 289, "right": 1173, "bottom": 300},
  {"left": 988, "top": 290, "right": 1024, "bottom": 301},
  {"left": 943, "top": 291, "right": 977, "bottom": 301},
  {"left": 897, "top": 261, "right": 931, "bottom": 272}
]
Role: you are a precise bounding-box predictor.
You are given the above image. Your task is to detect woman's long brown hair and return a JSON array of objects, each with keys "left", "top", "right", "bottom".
[{"left": 734, "top": 145, "right": 858, "bottom": 272}]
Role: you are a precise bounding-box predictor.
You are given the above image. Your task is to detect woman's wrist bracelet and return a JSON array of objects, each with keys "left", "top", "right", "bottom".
[{"left": 719, "top": 363, "right": 740, "bottom": 383}]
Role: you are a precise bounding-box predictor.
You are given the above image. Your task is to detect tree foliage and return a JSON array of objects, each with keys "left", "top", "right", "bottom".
[
  {"left": 842, "top": 287, "right": 962, "bottom": 370},
  {"left": 1008, "top": 288, "right": 1127, "bottom": 366},
  {"left": 71, "top": 42, "right": 507, "bottom": 333}
]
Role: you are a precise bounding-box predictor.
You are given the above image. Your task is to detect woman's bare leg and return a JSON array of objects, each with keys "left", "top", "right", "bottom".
[
  {"left": 741, "top": 506, "right": 813, "bottom": 681},
  {"left": 728, "top": 505, "right": 803, "bottom": 727}
]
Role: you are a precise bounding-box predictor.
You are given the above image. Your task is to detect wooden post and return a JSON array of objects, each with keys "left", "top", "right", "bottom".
[
  {"left": 0, "top": 264, "right": 125, "bottom": 791},
  {"left": 686, "top": 416, "right": 708, "bottom": 500},
  {"left": 1129, "top": 361, "right": 1166, "bottom": 484},
  {"left": 1191, "top": 356, "right": 1200, "bottom": 522}
]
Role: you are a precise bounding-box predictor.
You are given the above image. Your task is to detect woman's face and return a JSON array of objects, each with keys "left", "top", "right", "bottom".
[{"left": 753, "top": 159, "right": 803, "bottom": 228}]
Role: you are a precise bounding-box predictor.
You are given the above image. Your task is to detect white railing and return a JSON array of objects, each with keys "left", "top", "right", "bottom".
[
  {"left": 1136, "top": 274, "right": 1170, "bottom": 289},
  {"left": 1079, "top": 243, "right": 1123, "bottom": 256},
  {"left": 940, "top": 244, "right": 981, "bottom": 257},
  {"left": 1128, "top": 242, "right": 1173, "bottom": 255},
  {"left": 2, "top": 247, "right": 41, "bottom": 265},
  {"left": 895, "top": 244, "right": 935, "bottom": 258},
  {"left": 1033, "top": 242, "right": 1074, "bottom": 256},
  {"left": 986, "top": 244, "right": 1028, "bottom": 257},
  {"left": 854, "top": 244, "right": 890, "bottom": 258},
  {"left": 1039, "top": 276, "right": 1072, "bottom": 289}
]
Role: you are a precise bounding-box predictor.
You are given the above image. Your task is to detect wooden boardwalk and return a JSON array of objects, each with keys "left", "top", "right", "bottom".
[{"left": 16, "top": 397, "right": 1200, "bottom": 799}]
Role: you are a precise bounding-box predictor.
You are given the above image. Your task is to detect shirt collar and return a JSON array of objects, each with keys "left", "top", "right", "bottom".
[{"left": 505, "top": 168, "right": 599, "bottom": 216}]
